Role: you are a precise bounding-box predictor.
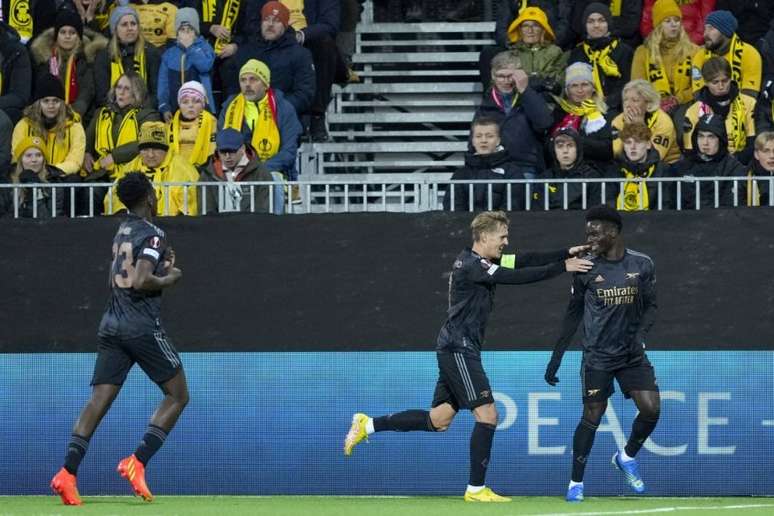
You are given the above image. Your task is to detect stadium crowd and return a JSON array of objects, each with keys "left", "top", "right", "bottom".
[{"left": 1, "top": 0, "right": 774, "bottom": 217}]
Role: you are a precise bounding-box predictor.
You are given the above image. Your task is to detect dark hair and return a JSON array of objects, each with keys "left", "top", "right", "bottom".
[
  {"left": 116, "top": 172, "right": 154, "bottom": 210},
  {"left": 471, "top": 116, "right": 501, "bottom": 132},
  {"left": 586, "top": 204, "right": 622, "bottom": 231},
  {"left": 701, "top": 56, "right": 732, "bottom": 82}
]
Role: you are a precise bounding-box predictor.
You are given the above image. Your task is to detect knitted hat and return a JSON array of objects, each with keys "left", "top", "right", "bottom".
[
  {"left": 34, "top": 73, "right": 65, "bottom": 102},
  {"left": 178, "top": 80, "right": 207, "bottom": 104},
  {"left": 652, "top": 0, "right": 682, "bottom": 28},
  {"left": 138, "top": 121, "right": 169, "bottom": 151},
  {"left": 507, "top": 6, "right": 555, "bottom": 43},
  {"left": 13, "top": 136, "right": 47, "bottom": 163},
  {"left": 564, "top": 62, "right": 594, "bottom": 87},
  {"left": 109, "top": 5, "right": 140, "bottom": 35},
  {"left": 240, "top": 59, "right": 271, "bottom": 86},
  {"left": 261, "top": 1, "right": 290, "bottom": 28},
  {"left": 216, "top": 128, "right": 245, "bottom": 151},
  {"left": 55, "top": 8, "right": 84, "bottom": 40},
  {"left": 583, "top": 2, "right": 612, "bottom": 26},
  {"left": 175, "top": 7, "right": 200, "bottom": 35},
  {"left": 705, "top": 10, "right": 738, "bottom": 38}
]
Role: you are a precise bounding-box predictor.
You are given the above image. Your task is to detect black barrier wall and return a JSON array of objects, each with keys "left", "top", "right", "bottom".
[{"left": 1, "top": 210, "right": 773, "bottom": 352}]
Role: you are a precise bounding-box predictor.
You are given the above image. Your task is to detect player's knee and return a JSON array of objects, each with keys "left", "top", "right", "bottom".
[
  {"left": 475, "top": 404, "right": 498, "bottom": 425},
  {"left": 639, "top": 402, "right": 660, "bottom": 422},
  {"left": 430, "top": 413, "right": 453, "bottom": 431},
  {"left": 583, "top": 403, "right": 607, "bottom": 425}
]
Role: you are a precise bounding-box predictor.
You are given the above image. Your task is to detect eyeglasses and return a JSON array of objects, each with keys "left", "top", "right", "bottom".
[{"left": 218, "top": 148, "right": 240, "bottom": 155}]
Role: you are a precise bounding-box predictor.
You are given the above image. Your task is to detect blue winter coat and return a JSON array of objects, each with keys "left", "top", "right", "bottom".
[{"left": 158, "top": 36, "right": 216, "bottom": 116}]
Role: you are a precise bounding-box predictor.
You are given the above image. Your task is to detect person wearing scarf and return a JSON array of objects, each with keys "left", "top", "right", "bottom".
[
  {"left": 612, "top": 122, "right": 669, "bottom": 211},
  {"left": 632, "top": 0, "right": 698, "bottom": 113},
  {"left": 682, "top": 56, "right": 756, "bottom": 164},
  {"left": 691, "top": 9, "right": 762, "bottom": 96},
  {"left": 551, "top": 62, "right": 614, "bottom": 167},
  {"left": 612, "top": 79, "right": 680, "bottom": 163},
  {"left": 1, "top": 0, "right": 58, "bottom": 44},
  {"left": 9, "top": 135, "right": 66, "bottom": 217},
  {"left": 29, "top": 8, "right": 108, "bottom": 120},
  {"left": 568, "top": 2, "right": 633, "bottom": 113},
  {"left": 743, "top": 131, "right": 774, "bottom": 207},
  {"left": 640, "top": 0, "right": 716, "bottom": 46},
  {"left": 11, "top": 73, "right": 85, "bottom": 176},
  {"left": 167, "top": 80, "right": 216, "bottom": 167},
  {"left": 218, "top": 58, "right": 302, "bottom": 180},
  {"left": 93, "top": 4, "right": 161, "bottom": 108}
]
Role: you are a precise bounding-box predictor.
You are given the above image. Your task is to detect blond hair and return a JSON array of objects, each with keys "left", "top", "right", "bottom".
[
  {"left": 623, "top": 80, "right": 661, "bottom": 113},
  {"left": 754, "top": 131, "right": 774, "bottom": 151},
  {"left": 21, "top": 99, "right": 77, "bottom": 141},
  {"left": 490, "top": 51, "right": 522, "bottom": 75},
  {"left": 644, "top": 22, "right": 696, "bottom": 67},
  {"left": 471, "top": 211, "right": 510, "bottom": 242},
  {"left": 107, "top": 71, "right": 147, "bottom": 110}
]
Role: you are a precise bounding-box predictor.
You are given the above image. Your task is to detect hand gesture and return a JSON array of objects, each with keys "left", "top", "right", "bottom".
[
  {"left": 166, "top": 267, "right": 183, "bottom": 285},
  {"left": 545, "top": 357, "right": 561, "bottom": 386},
  {"left": 178, "top": 30, "right": 196, "bottom": 49},
  {"left": 163, "top": 111, "right": 173, "bottom": 123},
  {"left": 99, "top": 154, "right": 114, "bottom": 170},
  {"left": 512, "top": 69, "right": 529, "bottom": 93},
  {"left": 82, "top": 153, "right": 95, "bottom": 173},
  {"left": 624, "top": 104, "right": 645, "bottom": 124},
  {"left": 218, "top": 43, "right": 238, "bottom": 58},
  {"left": 564, "top": 257, "right": 593, "bottom": 273},
  {"left": 210, "top": 25, "right": 231, "bottom": 40},
  {"left": 163, "top": 246, "right": 176, "bottom": 272},
  {"left": 568, "top": 244, "right": 591, "bottom": 256}
]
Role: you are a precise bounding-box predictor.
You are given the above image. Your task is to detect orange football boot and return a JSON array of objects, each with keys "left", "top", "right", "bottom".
[
  {"left": 50, "top": 467, "right": 82, "bottom": 505},
  {"left": 117, "top": 454, "right": 154, "bottom": 501}
]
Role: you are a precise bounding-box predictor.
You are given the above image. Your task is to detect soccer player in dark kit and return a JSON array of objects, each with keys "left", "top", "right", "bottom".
[
  {"left": 50, "top": 173, "right": 189, "bottom": 505},
  {"left": 544, "top": 205, "right": 659, "bottom": 502},
  {"left": 344, "top": 211, "right": 593, "bottom": 502}
]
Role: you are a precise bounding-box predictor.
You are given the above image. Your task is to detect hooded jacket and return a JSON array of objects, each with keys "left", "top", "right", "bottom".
[
  {"left": 158, "top": 35, "right": 217, "bottom": 116},
  {"left": 671, "top": 113, "right": 747, "bottom": 208},
  {"left": 443, "top": 146, "right": 528, "bottom": 211},
  {"left": 0, "top": 22, "right": 32, "bottom": 124},
  {"left": 542, "top": 127, "right": 603, "bottom": 209}
]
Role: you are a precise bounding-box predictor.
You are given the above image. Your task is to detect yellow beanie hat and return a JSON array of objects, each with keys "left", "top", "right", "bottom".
[
  {"left": 507, "top": 6, "right": 555, "bottom": 44},
  {"left": 13, "top": 136, "right": 47, "bottom": 163},
  {"left": 240, "top": 59, "right": 271, "bottom": 86},
  {"left": 652, "top": 0, "right": 682, "bottom": 28},
  {"left": 138, "top": 121, "right": 169, "bottom": 150}
]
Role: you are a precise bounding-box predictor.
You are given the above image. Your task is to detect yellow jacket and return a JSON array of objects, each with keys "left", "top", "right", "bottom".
[
  {"left": 631, "top": 42, "right": 696, "bottom": 105},
  {"left": 691, "top": 35, "right": 762, "bottom": 94},
  {"left": 683, "top": 93, "right": 756, "bottom": 154},
  {"left": 12, "top": 117, "right": 86, "bottom": 175},
  {"left": 612, "top": 109, "right": 681, "bottom": 164},
  {"left": 105, "top": 150, "right": 199, "bottom": 215},
  {"left": 130, "top": 2, "right": 177, "bottom": 47}
]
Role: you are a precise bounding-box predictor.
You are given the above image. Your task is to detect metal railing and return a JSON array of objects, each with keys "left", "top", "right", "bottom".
[{"left": 1, "top": 176, "right": 771, "bottom": 219}]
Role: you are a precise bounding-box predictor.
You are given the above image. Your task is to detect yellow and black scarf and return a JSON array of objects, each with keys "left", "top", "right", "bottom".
[
  {"left": 110, "top": 47, "right": 147, "bottom": 86},
  {"left": 697, "top": 97, "right": 747, "bottom": 153},
  {"left": 583, "top": 39, "right": 621, "bottom": 98},
  {"left": 646, "top": 50, "right": 692, "bottom": 98},
  {"left": 202, "top": 0, "right": 241, "bottom": 54},
  {"left": 169, "top": 110, "right": 217, "bottom": 166},
  {"left": 93, "top": 107, "right": 140, "bottom": 176},
  {"left": 223, "top": 91, "right": 280, "bottom": 162},
  {"left": 617, "top": 163, "right": 657, "bottom": 211},
  {"left": 8, "top": 0, "right": 32, "bottom": 42}
]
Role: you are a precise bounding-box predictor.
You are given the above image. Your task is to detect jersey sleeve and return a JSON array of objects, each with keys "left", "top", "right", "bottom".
[
  {"left": 635, "top": 258, "right": 657, "bottom": 343},
  {"left": 136, "top": 232, "right": 167, "bottom": 268},
  {"left": 470, "top": 256, "right": 566, "bottom": 285},
  {"left": 550, "top": 273, "right": 587, "bottom": 360}
]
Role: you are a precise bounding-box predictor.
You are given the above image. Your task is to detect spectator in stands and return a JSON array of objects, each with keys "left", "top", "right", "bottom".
[
  {"left": 612, "top": 80, "right": 680, "bottom": 163},
  {"left": 1, "top": 0, "right": 58, "bottom": 44},
  {"left": 567, "top": 0, "right": 644, "bottom": 49},
  {"left": 682, "top": 57, "right": 756, "bottom": 163},
  {"left": 8, "top": 136, "right": 66, "bottom": 217},
  {"left": 543, "top": 126, "right": 603, "bottom": 209},
  {"left": 30, "top": 8, "right": 109, "bottom": 121},
  {"left": 199, "top": 127, "right": 280, "bottom": 213},
  {"left": 168, "top": 80, "right": 217, "bottom": 167},
  {"left": 612, "top": 122, "right": 669, "bottom": 211},
  {"left": 186, "top": 0, "right": 250, "bottom": 60},
  {"left": 12, "top": 74, "right": 86, "bottom": 177},
  {"left": 66, "top": 0, "right": 113, "bottom": 35},
  {"left": 443, "top": 116, "right": 527, "bottom": 212},
  {"left": 128, "top": 0, "right": 178, "bottom": 48},
  {"left": 692, "top": 10, "right": 762, "bottom": 96},
  {"left": 0, "top": 21, "right": 32, "bottom": 124},
  {"left": 744, "top": 131, "right": 774, "bottom": 206},
  {"left": 478, "top": 6, "right": 566, "bottom": 96},
  {"left": 158, "top": 8, "right": 217, "bottom": 122},
  {"left": 714, "top": 0, "right": 774, "bottom": 45},
  {"left": 754, "top": 20, "right": 774, "bottom": 133},
  {"left": 632, "top": 0, "right": 698, "bottom": 114},
  {"left": 671, "top": 113, "right": 744, "bottom": 208},
  {"left": 93, "top": 5, "right": 161, "bottom": 109},
  {"left": 225, "top": 1, "right": 316, "bottom": 115},
  {"left": 106, "top": 121, "right": 199, "bottom": 214},
  {"left": 219, "top": 59, "right": 302, "bottom": 180},
  {"left": 0, "top": 109, "right": 11, "bottom": 177},
  {"left": 476, "top": 51, "right": 553, "bottom": 178},
  {"left": 276, "top": 0, "right": 347, "bottom": 141},
  {"left": 640, "top": 0, "right": 715, "bottom": 46},
  {"left": 551, "top": 62, "right": 614, "bottom": 167},
  {"left": 83, "top": 72, "right": 159, "bottom": 213},
  {"left": 568, "top": 3, "right": 634, "bottom": 113}
]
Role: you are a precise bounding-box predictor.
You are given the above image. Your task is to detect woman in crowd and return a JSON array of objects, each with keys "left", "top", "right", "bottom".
[
  {"left": 93, "top": 4, "right": 160, "bottom": 108},
  {"left": 8, "top": 136, "right": 67, "bottom": 218},
  {"left": 167, "top": 81, "right": 217, "bottom": 168},
  {"left": 632, "top": 0, "right": 698, "bottom": 114},
  {"left": 639, "top": 0, "right": 715, "bottom": 46}
]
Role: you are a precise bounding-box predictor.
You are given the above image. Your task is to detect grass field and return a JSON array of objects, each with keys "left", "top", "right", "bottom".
[{"left": 2, "top": 496, "right": 773, "bottom": 516}]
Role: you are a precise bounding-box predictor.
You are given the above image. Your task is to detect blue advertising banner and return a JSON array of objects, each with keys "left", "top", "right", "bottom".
[{"left": 1, "top": 351, "right": 772, "bottom": 496}]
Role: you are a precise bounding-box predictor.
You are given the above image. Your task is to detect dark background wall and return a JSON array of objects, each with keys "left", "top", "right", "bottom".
[{"left": 1, "top": 209, "right": 773, "bottom": 352}]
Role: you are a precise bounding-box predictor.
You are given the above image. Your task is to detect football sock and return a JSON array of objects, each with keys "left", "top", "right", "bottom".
[
  {"left": 365, "top": 418, "right": 375, "bottom": 435},
  {"left": 469, "top": 422, "right": 496, "bottom": 486},
  {"left": 624, "top": 414, "right": 658, "bottom": 458},
  {"left": 572, "top": 419, "right": 598, "bottom": 482},
  {"left": 63, "top": 434, "right": 90, "bottom": 475},
  {"left": 134, "top": 425, "right": 168, "bottom": 466},
  {"left": 373, "top": 410, "right": 435, "bottom": 432},
  {"left": 466, "top": 484, "right": 484, "bottom": 493}
]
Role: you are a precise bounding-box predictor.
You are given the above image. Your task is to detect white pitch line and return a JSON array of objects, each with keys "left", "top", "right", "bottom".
[{"left": 523, "top": 503, "right": 774, "bottom": 516}]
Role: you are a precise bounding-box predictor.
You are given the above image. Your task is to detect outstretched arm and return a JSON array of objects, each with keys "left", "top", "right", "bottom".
[
  {"left": 633, "top": 261, "right": 657, "bottom": 346},
  {"left": 503, "top": 245, "right": 590, "bottom": 268}
]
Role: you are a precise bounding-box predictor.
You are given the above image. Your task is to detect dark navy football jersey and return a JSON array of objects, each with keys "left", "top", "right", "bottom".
[
  {"left": 98, "top": 214, "right": 169, "bottom": 337},
  {"left": 557, "top": 249, "right": 657, "bottom": 371}
]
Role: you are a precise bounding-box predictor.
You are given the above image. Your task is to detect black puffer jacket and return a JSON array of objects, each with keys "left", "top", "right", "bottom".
[
  {"left": 443, "top": 147, "right": 528, "bottom": 211},
  {"left": 543, "top": 127, "right": 603, "bottom": 209}
]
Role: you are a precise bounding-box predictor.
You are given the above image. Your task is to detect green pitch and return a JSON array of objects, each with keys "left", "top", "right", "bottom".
[{"left": 2, "top": 496, "right": 774, "bottom": 516}]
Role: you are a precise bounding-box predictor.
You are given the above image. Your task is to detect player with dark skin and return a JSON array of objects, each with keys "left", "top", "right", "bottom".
[{"left": 51, "top": 173, "right": 189, "bottom": 505}]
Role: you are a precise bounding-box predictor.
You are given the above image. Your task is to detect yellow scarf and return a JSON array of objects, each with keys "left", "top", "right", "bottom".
[
  {"left": 8, "top": 0, "right": 33, "bottom": 42},
  {"left": 646, "top": 49, "right": 692, "bottom": 98},
  {"left": 169, "top": 110, "right": 216, "bottom": 166},
  {"left": 110, "top": 47, "right": 147, "bottom": 86},
  {"left": 223, "top": 92, "right": 280, "bottom": 162},
  {"left": 583, "top": 39, "right": 621, "bottom": 98},
  {"left": 610, "top": 0, "right": 621, "bottom": 16},
  {"left": 700, "top": 35, "right": 745, "bottom": 89},
  {"left": 93, "top": 107, "right": 140, "bottom": 176},
  {"left": 617, "top": 163, "right": 657, "bottom": 211},
  {"left": 26, "top": 116, "right": 79, "bottom": 167},
  {"left": 283, "top": 0, "right": 308, "bottom": 30},
  {"left": 698, "top": 96, "right": 747, "bottom": 153},
  {"left": 202, "top": 0, "right": 241, "bottom": 54}
]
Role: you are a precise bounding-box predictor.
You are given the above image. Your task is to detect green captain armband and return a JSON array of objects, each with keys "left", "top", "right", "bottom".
[{"left": 501, "top": 254, "right": 516, "bottom": 269}]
